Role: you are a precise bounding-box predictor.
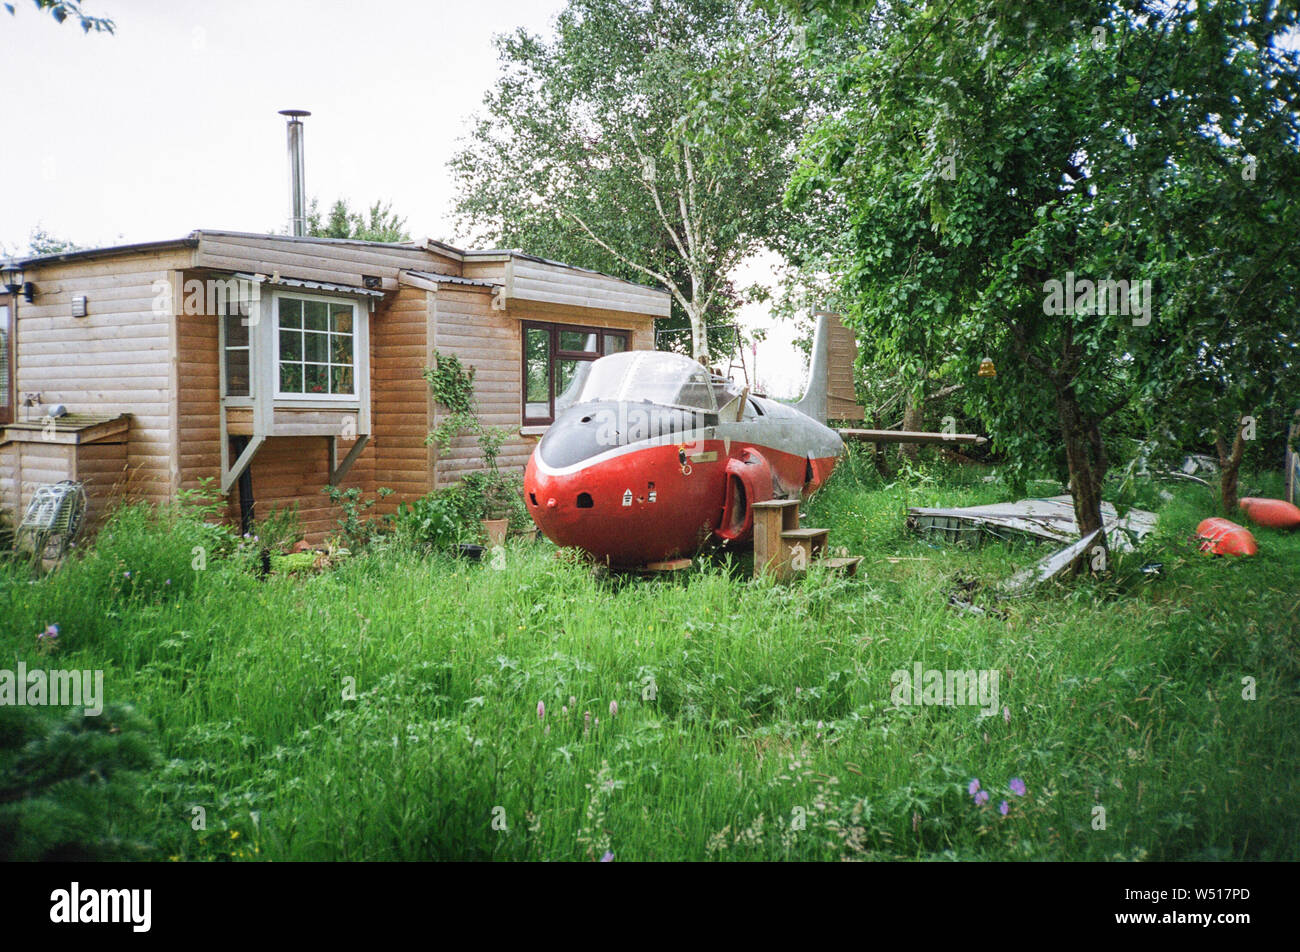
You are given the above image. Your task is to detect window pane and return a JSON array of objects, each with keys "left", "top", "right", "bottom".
[
  {"left": 330, "top": 365, "right": 353, "bottom": 394},
  {"left": 304, "top": 299, "right": 328, "bottom": 331},
  {"left": 303, "top": 331, "right": 328, "bottom": 363},
  {"left": 330, "top": 304, "right": 353, "bottom": 334},
  {"left": 603, "top": 332, "right": 628, "bottom": 354},
  {"left": 525, "top": 327, "right": 550, "bottom": 416},
  {"left": 330, "top": 333, "right": 353, "bottom": 366},
  {"left": 279, "top": 298, "right": 303, "bottom": 328},
  {"left": 280, "top": 362, "right": 303, "bottom": 393},
  {"left": 224, "top": 313, "right": 249, "bottom": 348},
  {"left": 304, "top": 364, "right": 328, "bottom": 394},
  {"left": 225, "top": 347, "right": 250, "bottom": 397},
  {"left": 279, "top": 328, "right": 301, "bottom": 360},
  {"left": 555, "top": 358, "right": 584, "bottom": 402},
  {"left": 556, "top": 359, "right": 592, "bottom": 413},
  {"left": 560, "top": 330, "right": 598, "bottom": 352}
]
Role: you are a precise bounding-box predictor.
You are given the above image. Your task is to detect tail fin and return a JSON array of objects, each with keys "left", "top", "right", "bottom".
[{"left": 794, "top": 311, "right": 862, "bottom": 424}]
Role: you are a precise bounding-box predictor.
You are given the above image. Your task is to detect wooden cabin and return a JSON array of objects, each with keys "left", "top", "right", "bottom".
[{"left": 0, "top": 231, "right": 669, "bottom": 541}]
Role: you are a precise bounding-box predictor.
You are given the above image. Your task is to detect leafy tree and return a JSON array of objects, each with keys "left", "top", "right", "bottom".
[
  {"left": 450, "top": 0, "right": 807, "bottom": 362},
  {"left": 26, "top": 225, "right": 81, "bottom": 256},
  {"left": 3, "top": 0, "right": 113, "bottom": 33},
  {"left": 305, "top": 198, "right": 411, "bottom": 243},
  {"left": 788, "top": 0, "right": 1300, "bottom": 555}
]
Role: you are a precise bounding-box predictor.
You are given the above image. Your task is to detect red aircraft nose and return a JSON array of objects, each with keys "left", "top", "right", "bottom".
[{"left": 524, "top": 442, "right": 728, "bottom": 567}]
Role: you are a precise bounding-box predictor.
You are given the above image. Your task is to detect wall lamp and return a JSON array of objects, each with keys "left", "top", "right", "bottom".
[{"left": 1, "top": 261, "right": 34, "bottom": 303}]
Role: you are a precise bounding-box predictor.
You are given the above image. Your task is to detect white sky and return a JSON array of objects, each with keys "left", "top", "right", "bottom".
[{"left": 0, "top": 0, "right": 808, "bottom": 396}]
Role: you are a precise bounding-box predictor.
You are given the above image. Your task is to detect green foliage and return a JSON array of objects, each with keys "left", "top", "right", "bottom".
[
  {"left": 2, "top": 0, "right": 114, "bottom": 34},
  {"left": 0, "top": 704, "right": 158, "bottom": 860},
  {"left": 423, "top": 350, "right": 519, "bottom": 518},
  {"left": 393, "top": 474, "right": 530, "bottom": 551},
  {"left": 3, "top": 470, "right": 1298, "bottom": 860},
  {"left": 786, "top": 0, "right": 1300, "bottom": 537},
  {"left": 321, "top": 484, "right": 394, "bottom": 551},
  {"left": 252, "top": 503, "right": 302, "bottom": 555},
  {"left": 451, "top": 0, "right": 808, "bottom": 358},
  {"left": 305, "top": 197, "right": 411, "bottom": 243}
]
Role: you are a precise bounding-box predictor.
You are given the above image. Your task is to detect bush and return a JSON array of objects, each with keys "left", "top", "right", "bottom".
[{"left": 0, "top": 703, "right": 161, "bottom": 861}]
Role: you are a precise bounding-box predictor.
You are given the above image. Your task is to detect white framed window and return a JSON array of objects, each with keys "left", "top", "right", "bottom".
[
  {"left": 221, "top": 304, "right": 253, "bottom": 399},
  {"left": 274, "top": 293, "right": 360, "bottom": 400}
]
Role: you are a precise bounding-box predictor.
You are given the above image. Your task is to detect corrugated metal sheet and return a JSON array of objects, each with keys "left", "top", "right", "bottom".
[
  {"left": 231, "top": 272, "right": 386, "bottom": 298},
  {"left": 403, "top": 269, "right": 500, "bottom": 289}
]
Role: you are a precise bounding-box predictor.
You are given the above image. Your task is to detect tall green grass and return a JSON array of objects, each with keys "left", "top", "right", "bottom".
[{"left": 2, "top": 460, "right": 1296, "bottom": 860}]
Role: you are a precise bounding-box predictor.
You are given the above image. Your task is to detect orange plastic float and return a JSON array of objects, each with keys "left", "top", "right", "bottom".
[
  {"left": 1195, "top": 518, "right": 1258, "bottom": 556},
  {"left": 1238, "top": 497, "right": 1300, "bottom": 530}
]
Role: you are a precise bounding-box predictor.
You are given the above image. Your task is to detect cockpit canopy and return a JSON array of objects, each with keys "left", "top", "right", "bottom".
[{"left": 557, "top": 350, "right": 744, "bottom": 415}]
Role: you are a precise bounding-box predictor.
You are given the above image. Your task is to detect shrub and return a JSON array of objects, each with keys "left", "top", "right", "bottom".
[{"left": 0, "top": 703, "right": 161, "bottom": 861}]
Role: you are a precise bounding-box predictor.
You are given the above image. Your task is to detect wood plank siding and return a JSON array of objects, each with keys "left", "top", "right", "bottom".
[{"left": 0, "top": 232, "right": 667, "bottom": 545}]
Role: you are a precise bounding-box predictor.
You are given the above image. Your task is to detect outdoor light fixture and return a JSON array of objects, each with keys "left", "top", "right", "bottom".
[{"left": 1, "top": 261, "right": 23, "bottom": 296}]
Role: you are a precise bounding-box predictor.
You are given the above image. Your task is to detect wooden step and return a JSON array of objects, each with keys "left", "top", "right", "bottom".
[
  {"left": 751, "top": 498, "right": 802, "bottom": 530},
  {"left": 818, "top": 555, "right": 863, "bottom": 577},
  {"left": 781, "top": 527, "right": 829, "bottom": 560},
  {"left": 752, "top": 498, "right": 803, "bottom": 575}
]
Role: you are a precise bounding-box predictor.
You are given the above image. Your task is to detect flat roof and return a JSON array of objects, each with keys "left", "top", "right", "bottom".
[{"left": 9, "top": 229, "right": 668, "bottom": 297}]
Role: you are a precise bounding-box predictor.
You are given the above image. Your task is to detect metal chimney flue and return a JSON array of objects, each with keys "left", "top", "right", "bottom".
[{"left": 278, "top": 109, "right": 311, "bottom": 236}]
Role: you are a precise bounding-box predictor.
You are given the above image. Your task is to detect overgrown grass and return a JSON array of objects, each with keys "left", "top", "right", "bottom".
[{"left": 2, "top": 458, "right": 1297, "bottom": 861}]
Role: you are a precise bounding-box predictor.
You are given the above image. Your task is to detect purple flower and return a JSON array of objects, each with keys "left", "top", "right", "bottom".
[
  {"left": 609, "top": 700, "right": 618, "bottom": 716},
  {"left": 1009, "top": 777, "right": 1027, "bottom": 797},
  {"left": 537, "top": 700, "right": 545, "bottom": 720},
  {"left": 37, "top": 624, "right": 59, "bottom": 642},
  {"left": 974, "top": 790, "right": 990, "bottom": 807},
  {"left": 968, "top": 779, "right": 981, "bottom": 797},
  {"left": 123, "top": 570, "right": 131, "bottom": 578},
  {"left": 600, "top": 851, "right": 614, "bottom": 862},
  {"left": 999, "top": 800, "right": 1009, "bottom": 816},
  {"left": 1003, "top": 706, "right": 1011, "bottom": 723}
]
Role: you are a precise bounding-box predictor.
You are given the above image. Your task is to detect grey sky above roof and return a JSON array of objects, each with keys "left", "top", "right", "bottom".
[{"left": 0, "top": 0, "right": 566, "bottom": 255}]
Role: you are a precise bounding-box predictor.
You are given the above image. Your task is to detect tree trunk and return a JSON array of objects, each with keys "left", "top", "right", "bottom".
[
  {"left": 898, "top": 390, "right": 924, "bottom": 464},
  {"left": 870, "top": 410, "right": 892, "bottom": 478},
  {"left": 1215, "top": 425, "right": 1247, "bottom": 515},
  {"left": 1055, "top": 384, "right": 1109, "bottom": 572}
]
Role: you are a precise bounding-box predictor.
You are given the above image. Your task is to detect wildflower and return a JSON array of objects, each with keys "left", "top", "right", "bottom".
[
  {"left": 594, "top": 717, "right": 600, "bottom": 729},
  {"left": 1009, "top": 777, "right": 1027, "bottom": 797},
  {"left": 165, "top": 579, "right": 172, "bottom": 586},
  {"left": 562, "top": 706, "right": 568, "bottom": 717},
  {"left": 569, "top": 695, "right": 576, "bottom": 707},
  {"left": 123, "top": 570, "right": 131, "bottom": 578},
  {"left": 609, "top": 700, "right": 618, "bottom": 716},
  {"left": 537, "top": 700, "right": 545, "bottom": 720},
  {"left": 974, "top": 790, "right": 990, "bottom": 807},
  {"left": 37, "top": 624, "right": 59, "bottom": 642},
  {"left": 230, "top": 831, "right": 240, "bottom": 840},
  {"left": 968, "top": 779, "right": 981, "bottom": 797},
  {"left": 1003, "top": 706, "right": 1010, "bottom": 723},
  {"left": 999, "top": 800, "right": 1009, "bottom": 816},
  {"left": 600, "top": 851, "right": 614, "bottom": 862}
]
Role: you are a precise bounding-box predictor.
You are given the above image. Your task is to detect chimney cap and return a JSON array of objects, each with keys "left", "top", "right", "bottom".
[{"left": 278, "top": 109, "right": 311, "bottom": 118}]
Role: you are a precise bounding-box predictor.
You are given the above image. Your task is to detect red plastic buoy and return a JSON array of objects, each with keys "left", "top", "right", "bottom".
[
  {"left": 1195, "top": 517, "right": 1258, "bottom": 556},
  {"left": 1238, "top": 497, "right": 1300, "bottom": 530}
]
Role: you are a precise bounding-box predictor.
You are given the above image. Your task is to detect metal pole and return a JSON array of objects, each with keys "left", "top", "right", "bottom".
[{"left": 278, "top": 109, "right": 311, "bottom": 236}]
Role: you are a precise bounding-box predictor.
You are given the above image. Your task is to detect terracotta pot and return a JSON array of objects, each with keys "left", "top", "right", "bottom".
[{"left": 482, "top": 518, "right": 510, "bottom": 547}]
